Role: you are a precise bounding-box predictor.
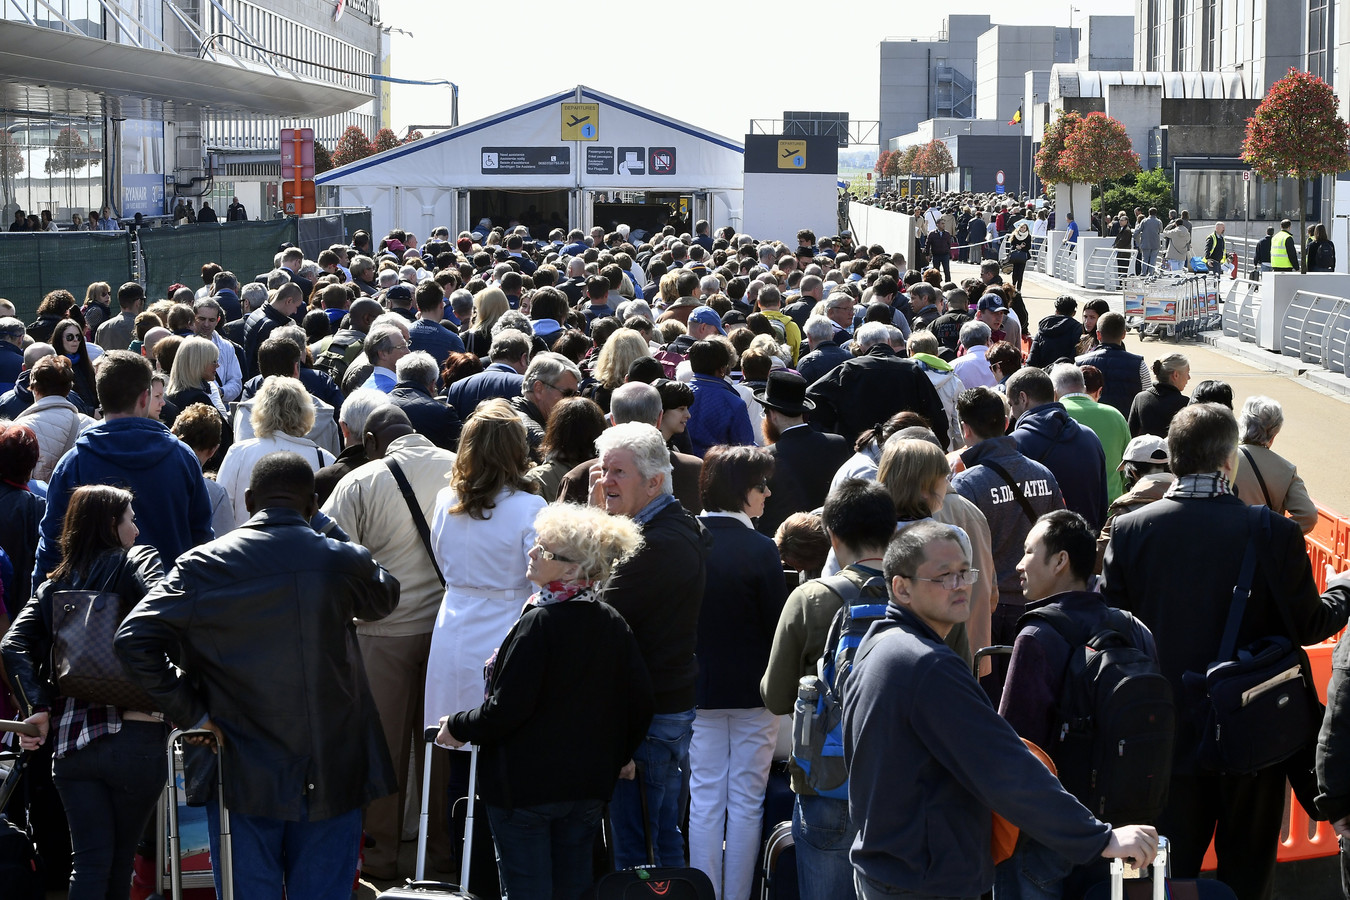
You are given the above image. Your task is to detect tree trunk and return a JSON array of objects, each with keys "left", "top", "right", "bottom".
[{"left": 1298, "top": 176, "right": 1308, "bottom": 274}]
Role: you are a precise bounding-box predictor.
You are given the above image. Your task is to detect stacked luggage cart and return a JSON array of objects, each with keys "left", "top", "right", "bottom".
[{"left": 1121, "top": 268, "right": 1224, "bottom": 341}]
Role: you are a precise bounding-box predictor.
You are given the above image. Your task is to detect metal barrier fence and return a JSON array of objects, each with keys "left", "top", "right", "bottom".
[
  {"left": 0, "top": 232, "right": 136, "bottom": 321},
  {"left": 1282, "top": 291, "right": 1350, "bottom": 375},
  {"left": 1220, "top": 278, "right": 1261, "bottom": 344},
  {"left": 298, "top": 210, "right": 372, "bottom": 261},
  {"left": 1085, "top": 246, "right": 1137, "bottom": 289},
  {"left": 1052, "top": 241, "right": 1076, "bottom": 281}
]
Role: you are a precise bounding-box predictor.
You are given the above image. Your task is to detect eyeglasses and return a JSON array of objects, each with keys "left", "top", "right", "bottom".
[
  {"left": 531, "top": 543, "right": 576, "bottom": 563},
  {"left": 904, "top": 569, "right": 980, "bottom": 590},
  {"left": 751, "top": 481, "right": 770, "bottom": 492},
  {"left": 544, "top": 381, "right": 577, "bottom": 398}
]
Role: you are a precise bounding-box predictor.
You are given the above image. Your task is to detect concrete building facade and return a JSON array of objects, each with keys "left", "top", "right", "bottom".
[
  {"left": 878, "top": 15, "right": 991, "bottom": 151},
  {"left": 976, "top": 26, "right": 1079, "bottom": 125}
]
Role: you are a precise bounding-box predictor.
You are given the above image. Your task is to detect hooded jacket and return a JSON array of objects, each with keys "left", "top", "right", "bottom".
[
  {"left": 33, "top": 416, "right": 214, "bottom": 584},
  {"left": 1010, "top": 402, "right": 1109, "bottom": 530},
  {"left": 1026, "top": 314, "right": 1083, "bottom": 369}
]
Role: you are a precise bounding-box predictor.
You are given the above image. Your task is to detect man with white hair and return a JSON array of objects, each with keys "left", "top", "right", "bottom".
[
  {"left": 1051, "top": 362, "right": 1130, "bottom": 503},
  {"left": 805, "top": 321, "right": 950, "bottom": 447},
  {"left": 699, "top": 274, "right": 721, "bottom": 300},
  {"left": 592, "top": 422, "right": 707, "bottom": 871},
  {"left": 315, "top": 387, "right": 388, "bottom": 504},
  {"left": 511, "top": 351, "right": 582, "bottom": 458},
  {"left": 377, "top": 268, "right": 400, "bottom": 291},
  {"left": 951, "top": 320, "right": 996, "bottom": 390},
  {"left": 796, "top": 314, "right": 849, "bottom": 385},
  {"left": 1231, "top": 395, "right": 1318, "bottom": 533},
  {"left": 390, "top": 351, "right": 462, "bottom": 451}
]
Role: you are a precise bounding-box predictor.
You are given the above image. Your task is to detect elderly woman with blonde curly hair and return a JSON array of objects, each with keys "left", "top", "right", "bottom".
[
  {"left": 436, "top": 501, "right": 653, "bottom": 900},
  {"left": 216, "top": 376, "right": 334, "bottom": 525}
]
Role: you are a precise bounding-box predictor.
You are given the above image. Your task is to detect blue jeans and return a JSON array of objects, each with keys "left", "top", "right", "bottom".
[
  {"left": 51, "top": 720, "right": 166, "bottom": 900},
  {"left": 993, "top": 834, "right": 1073, "bottom": 899},
  {"left": 610, "top": 709, "right": 695, "bottom": 868},
  {"left": 486, "top": 799, "right": 604, "bottom": 900},
  {"left": 793, "top": 793, "right": 856, "bottom": 900},
  {"left": 206, "top": 799, "right": 360, "bottom": 900}
]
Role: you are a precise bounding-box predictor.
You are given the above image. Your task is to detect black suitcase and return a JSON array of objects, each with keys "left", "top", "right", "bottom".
[
  {"left": 586, "top": 764, "right": 715, "bottom": 900},
  {"left": 1082, "top": 836, "right": 1238, "bottom": 900},
  {"left": 377, "top": 728, "right": 479, "bottom": 899},
  {"left": 760, "top": 820, "right": 798, "bottom": 900}
]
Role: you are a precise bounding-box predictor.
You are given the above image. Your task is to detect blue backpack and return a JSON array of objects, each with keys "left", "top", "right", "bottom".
[{"left": 791, "top": 571, "right": 890, "bottom": 799}]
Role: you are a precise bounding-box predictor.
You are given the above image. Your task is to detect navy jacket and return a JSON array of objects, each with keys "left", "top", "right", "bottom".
[
  {"left": 844, "top": 604, "right": 1111, "bottom": 897},
  {"left": 1076, "top": 343, "right": 1147, "bottom": 419},
  {"left": 33, "top": 416, "right": 214, "bottom": 585},
  {"left": 408, "top": 318, "right": 466, "bottom": 369},
  {"left": 796, "top": 341, "right": 850, "bottom": 385},
  {"left": 694, "top": 516, "right": 787, "bottom": 709},
  {"left": 1027, "top": 314, "right": 1083, "bottom": 369},
  {"left": 390, "top": 381, "right": 462, "bottom": 451},
  {"left": 0, "top": 340, "right": 21, "bottom": 394},
  {"left": 1011, "top": 402, "right": 1108, "bottom": 531},
  {"left": 446, "top": 363, "right": 523, "bottom": 420}
]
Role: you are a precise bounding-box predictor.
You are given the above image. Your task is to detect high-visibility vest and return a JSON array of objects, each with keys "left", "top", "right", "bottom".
[{"left": 1271, "top": 230, "right": 1294, "bottom": 269}]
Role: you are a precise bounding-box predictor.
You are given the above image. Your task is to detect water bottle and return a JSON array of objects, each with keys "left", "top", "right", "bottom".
[{"left": 794, "top": 676, "right": 820, "bottom": 750}]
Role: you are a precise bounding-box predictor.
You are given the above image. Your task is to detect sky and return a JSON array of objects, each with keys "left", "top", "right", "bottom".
[{"left": 381, "top": 0, "right": 1137, "bottom": 147}]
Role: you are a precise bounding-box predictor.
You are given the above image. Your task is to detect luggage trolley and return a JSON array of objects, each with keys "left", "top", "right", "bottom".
[{"left": 1122, "top": 269, "right": 1222, "bottom": 342}]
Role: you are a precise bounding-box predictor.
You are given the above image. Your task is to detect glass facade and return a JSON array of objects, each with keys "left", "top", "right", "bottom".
[
  {"left": 0, "top": 116, "right": 105, "bottom": 224},
  {"left": 1175, "top": 167, "right": 1318, "bottom": 222}
]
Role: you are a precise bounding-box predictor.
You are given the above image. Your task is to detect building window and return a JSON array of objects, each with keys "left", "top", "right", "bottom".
[
  {"left": 1201, "top": 0, "right": 1216, "bottom": 70},
  {"left": 1175, "top": 167, "right": 1317, "bottom": 222},
  {"left": 1308, "top": 0, "right": 1330, "bottom": 81}
]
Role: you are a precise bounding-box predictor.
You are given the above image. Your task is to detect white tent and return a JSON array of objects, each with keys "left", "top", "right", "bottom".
[{"left": 317, "top": 85, "right": 745, "bottom": 240}]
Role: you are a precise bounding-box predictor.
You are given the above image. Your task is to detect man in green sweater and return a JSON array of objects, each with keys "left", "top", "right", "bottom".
[
  {"left": 1051, "top": 362, "right": 1131, "bottom": 503},
  {"left": 760, "top": 480, "right": 897, "bottom": 900}
]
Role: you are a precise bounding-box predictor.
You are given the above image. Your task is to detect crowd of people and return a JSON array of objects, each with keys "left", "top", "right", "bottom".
[{"left": 0, "top": 213, "right": 1346, "bottom": 900}]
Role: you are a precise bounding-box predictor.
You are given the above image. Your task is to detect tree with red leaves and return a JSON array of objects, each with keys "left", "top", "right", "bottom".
[
  {"left": 372, "top": 128, "right": 401, "bottom": 154},
  {"left": 1243, "top": 67, "right": 1350, "bottom": 270},
  {"left": 915, "top": 139, "right": 954, "bottom": 194},
  {"left": 1060, "top": 112, "right": 1139, "bottom": 235},
  {"left": 875, "top": 149, "right": 893, "bottom": 177},
  {"left": 331, "top": 125, "right": 373, "bottom": 168},
  {"left": 403, "top": 130, "right": 424, "bottom": 144},
  {"left": 1035, "top": 111, "right": 1082, "bottom": 219}
]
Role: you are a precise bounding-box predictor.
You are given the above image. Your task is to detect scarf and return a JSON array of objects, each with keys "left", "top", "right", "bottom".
[
  {"left": 532, "top": 580, "right": 597, "bottom": 607},
  {"left": 1164, "top": 472, "right": 1233, "bottom": 500}
]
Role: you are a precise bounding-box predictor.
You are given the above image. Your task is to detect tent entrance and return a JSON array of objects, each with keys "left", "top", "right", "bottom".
[
  {"left": 592, "top": 191, "right": 693, "bottom": 240},
  {"left": 468, "top": 189, "right": 569, "bottom": 240}
]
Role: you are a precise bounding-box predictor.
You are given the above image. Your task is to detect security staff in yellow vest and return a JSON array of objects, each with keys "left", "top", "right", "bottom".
[{"left": 1270, "top": 218, "right": 1299, "bottom": 272}]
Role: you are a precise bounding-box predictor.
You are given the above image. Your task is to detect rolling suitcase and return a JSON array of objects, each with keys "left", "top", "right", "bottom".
[
  {"left": 161, "top": 728, "right": 233, "bottom": 900},
  {"left": 760, "top": 820, "right": 798, "bottom": 900},
  {"left": 377, "top": 727, "right": 479, "bottom": 898},
  {"left": 1083, "top": 837, "right": 1238, "bottom": 900},
  {"left": 585, "top": 764, "right": 715, "bottom": 900}
]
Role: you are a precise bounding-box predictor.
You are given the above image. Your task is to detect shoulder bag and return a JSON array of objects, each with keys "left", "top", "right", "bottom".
[
  {"left": 1186, "top": 505, "right": 1322, "bottom": 775},
  {"left": 51, "top": 553, "right": 159, "bottom": 713},
  {"left": 386, "top": 458, "right": 445, "bottom": 588}
]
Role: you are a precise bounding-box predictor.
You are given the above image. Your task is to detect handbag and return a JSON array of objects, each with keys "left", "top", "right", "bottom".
[
  {"left": 1186, "top": 505, "right": 1322, "bottom": 775},
  {"left": 50, "top": 554, "right": 159, "bottom": 713}
]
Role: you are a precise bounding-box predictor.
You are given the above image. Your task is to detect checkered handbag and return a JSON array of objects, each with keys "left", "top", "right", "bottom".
[{"left": 50, "top": 559, "right": 158, "bottom": 713}]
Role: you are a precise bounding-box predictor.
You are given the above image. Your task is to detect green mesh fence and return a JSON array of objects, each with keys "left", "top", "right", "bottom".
[
  {"left": 139, "top": 220, "right": 298, "bottom": 302},
  {"left": 298, "top": 211, "right": 373, "bottom": 260},
  {"left": 0, "top": 232, "right": 134, "bottom": 321}
]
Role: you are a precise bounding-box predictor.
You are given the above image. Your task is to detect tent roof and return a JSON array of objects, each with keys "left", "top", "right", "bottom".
[{"left": 318, "top": 85, "right": 744, "bottom": 188}]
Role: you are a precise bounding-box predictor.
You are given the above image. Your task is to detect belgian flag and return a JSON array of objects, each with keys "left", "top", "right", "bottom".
[{"left": 1009, "top": 105, "right": 1022, "bottom": 126}]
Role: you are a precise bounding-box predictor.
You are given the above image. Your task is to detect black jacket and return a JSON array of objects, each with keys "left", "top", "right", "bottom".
[
  {"left": 1102, "top": 495, "right": 1348, "bottom": 771},
  {"left": 757, "top": 425, "right": 851, "bottom": 538},
  {"left": 1027, "top": 314, "right": 1082, "bottom": 369},
  {"left": 1076, "top": 342, "right": 1146, "bottom": 419},
  {"left": 390, "top": 381, "right": 462, "bottom": 451},
  {"left": 241, "top": 304, "right": 292, "bottom": 381},
  {"left": 2, "top": 545, "right": 164, "bottom": 716},
  {"left": 805, "top": 344, "right": 950, "bottom": 448},
  {"left": 1128, "top": 382, "right": 1189, "bottom": 438},
  {"left": 0, "top": 483, "right": 44, "bottom": 617},
  {"left": 449, "top": 598, "right": 653, "bottom": 808},
  {"left": 114, "top": 508, "right": 400, "bottom": 821},
  {"left": 696, "top": 517, "right": 788, "bottom": 709},
  {"left": 600, "top": 500, "right": 708, "bottom": 713}
]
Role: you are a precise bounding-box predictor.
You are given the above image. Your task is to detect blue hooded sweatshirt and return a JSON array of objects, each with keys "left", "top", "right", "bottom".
[
  {"left": 34, "top": 416, "right": 214, "bottom": 584},
  {"left": 1010, "top": 402, "right": 1108, "bottom": 531}
]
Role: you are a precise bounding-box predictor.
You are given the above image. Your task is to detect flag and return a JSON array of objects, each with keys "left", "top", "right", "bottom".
[{"left": 1008, "top": 105, "right": 1022, "bottom": 126}]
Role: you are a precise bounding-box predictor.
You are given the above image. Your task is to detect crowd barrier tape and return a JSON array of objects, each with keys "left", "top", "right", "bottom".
[{"left": 1200, "top": 502, "right": 1350, "bottom": 870}]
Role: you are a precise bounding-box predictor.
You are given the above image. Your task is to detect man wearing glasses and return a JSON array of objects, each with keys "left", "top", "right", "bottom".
[
  {"left": 843, "top": 521, "right": 1158, "bottom": 900},
  {"left": 511, "top": 352, "right": 582, "bottom": 461}
]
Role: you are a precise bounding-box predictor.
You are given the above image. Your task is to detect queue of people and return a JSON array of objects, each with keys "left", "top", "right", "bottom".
[{"left": 0, "top": 216, "right": 1345, "bottom": 900}]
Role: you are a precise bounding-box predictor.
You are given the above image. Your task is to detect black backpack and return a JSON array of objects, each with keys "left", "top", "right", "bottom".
[{"left": 1017, "top": 605, "right": 1175, "bottom": 825}]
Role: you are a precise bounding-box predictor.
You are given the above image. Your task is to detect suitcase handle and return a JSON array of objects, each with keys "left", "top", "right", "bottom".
[
  {"left": 420, "top": 726, "right": 478, "bottom": 891},
  {"left": 167, "top": 727, "right": 232, "bottom": 900}
]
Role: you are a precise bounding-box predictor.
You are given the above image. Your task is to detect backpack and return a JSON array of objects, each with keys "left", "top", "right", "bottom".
[
  {"left": 791, "top": 571, "right": 890, "bottom": 799},
  {"left": 653, "top": 346, "right": 686, "bottom": 379},
  {"left": 1017, "top": 605, "right": 1175, "bottom": 825},
  {"left": 313, "top": 330, "right": 363, "bottom": 382}
]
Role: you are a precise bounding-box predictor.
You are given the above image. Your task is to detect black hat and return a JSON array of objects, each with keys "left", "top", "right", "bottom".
[{"left": 754, "top": 370, "right": 814, "bottom": 416}]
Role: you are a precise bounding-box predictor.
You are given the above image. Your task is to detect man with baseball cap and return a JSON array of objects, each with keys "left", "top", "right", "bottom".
[
  {"left": 654, "top": 306, "right": 724, "bottom": 379},
  {"left": 1095, "top": 435, "right": 1174, "bottom": 570},
  {"left": 975, "top": 294, "right": 1008, "bottom": 345}
]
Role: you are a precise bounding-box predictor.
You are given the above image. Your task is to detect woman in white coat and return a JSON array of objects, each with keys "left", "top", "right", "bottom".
[{"left": 423, "top": 398, "right": 546, "bottom": 848}]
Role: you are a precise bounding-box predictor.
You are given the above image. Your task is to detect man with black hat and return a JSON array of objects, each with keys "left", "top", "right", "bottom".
[{"left": 754, "top": 371, "right": 851, "bottom": 537}]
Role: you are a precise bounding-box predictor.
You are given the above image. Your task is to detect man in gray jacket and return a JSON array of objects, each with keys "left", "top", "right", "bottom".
[{"left": 1134, "top": 208, "right": 1163, "bottom": 275}]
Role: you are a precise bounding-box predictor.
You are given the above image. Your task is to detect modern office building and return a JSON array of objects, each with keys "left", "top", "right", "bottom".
[
  {"left": 878, "top": 15, "right": 992, "bottom": 152},
  {"left": 975, "top": 25, "right": 1079, "bottom": 125},
  {"left": 0, "top": 0, "right": 377, "bottom": 224}
]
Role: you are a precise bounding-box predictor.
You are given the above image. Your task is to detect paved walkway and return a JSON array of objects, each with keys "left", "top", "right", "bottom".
[{"left": 949, "top": 261, "right": 1350, "bottom": 514}]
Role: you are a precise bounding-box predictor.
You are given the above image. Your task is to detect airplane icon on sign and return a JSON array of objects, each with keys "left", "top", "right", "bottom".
[
  {"left": 567, "top": 115, "right": 590, "bottom": 127},
  {"left": 781, "top": 147, "right": 797, "bottom": 158}
]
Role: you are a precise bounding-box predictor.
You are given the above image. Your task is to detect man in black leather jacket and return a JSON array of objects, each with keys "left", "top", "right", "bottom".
[{"left": 115, "top": 451, "right": 400, "bottom": 899}]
